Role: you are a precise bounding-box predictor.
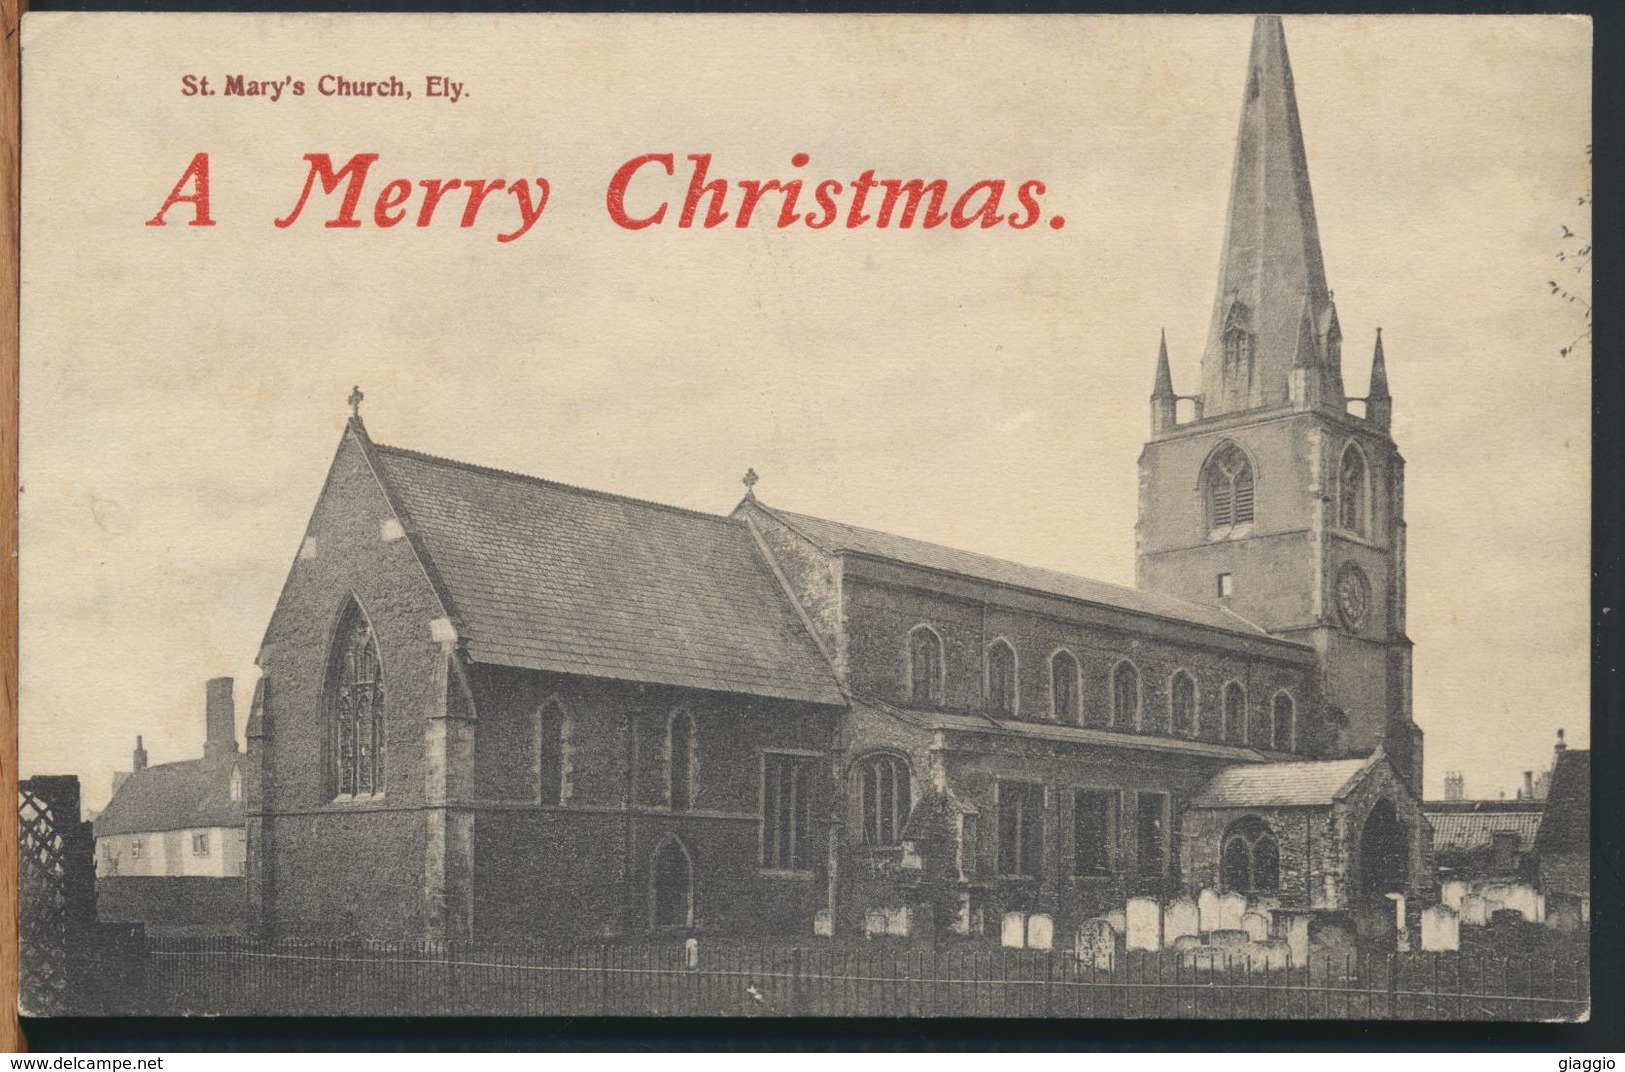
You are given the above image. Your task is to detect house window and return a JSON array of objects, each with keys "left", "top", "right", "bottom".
[
  {"left": 650, "top": 837, "right": 694, "bottom": 928},
  {"left": 1050, "top": 650, "right": 1079, "bottom": 723},
  {"left": 130, "top": 839, "right": 144, "bottom": 860},
  {"left": 1339, "top": 445, "right": 1370, "bottom": 535},
  {"left": 762, "top": 753, "right": 815, "bottom": 872},
  {"left": 1217, "top": 572, "right": 1234, "bottom": 598},
  {"left": 666, "top": 709, "right": 697, "bottom": 811},
  {"left": 1136, "top": 792, "right": 1168, "bottom": 876},
  {"left": 1206, "top": 443, "right": 1256, "bottom": 529},
  {"left": 986, "top": 640, "right": 1018, "bottom": 717},
  {"left": 1221, "top": 817, "right": 1281, "bottom": 893},
  {"left": 997, "top": 782, "right": 1045, "bottom": 878},
  {"left": 1170, "top": 672, "right": 1197, "bottom": 737},
  {"left": 1271, "top": 692, "right": 1295, "bottom": 751},
  {"left": 329, "top": 601, "right": 385, "bottom": 797},
  {"left": 192, "top": 833, "right": 210, "bottom": 856},
  {"left": 856, "top": 753, "right": 910, "bottom": 847},
  {"left": 1223, "top": 682, "right": 1247, "bottom": 744},
  {"left": 1112, "top": 661, "right": 1141, "bottom": 729},
  {"left": 537, "top": 701, "right": 572, "bottom": 805},
  {"left": 1073, "top": 790, "right": 1118, "bottom": 876},
  {"left": 908, "top": 626, "right": 944, "bottom": 707}
]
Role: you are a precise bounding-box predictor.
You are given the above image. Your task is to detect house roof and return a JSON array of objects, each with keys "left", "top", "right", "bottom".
[
  {"left": 1535, "top": 750, "right": 1589, "bottom": 854},
  {"left": 367, "top": 438, "right": 845, "bottom": 707},
  {"left": 94, "top": 757, "right": 241, "bottom": 837},
  {"left": 1189, "top": 756, "right": 1373, "bottom": 808},
  {"left": 1425, "top": 810, "right": 1543, "bottom": 855},
  {"left": 758, "top": 506, "right": 1279, "bottom": 640}
]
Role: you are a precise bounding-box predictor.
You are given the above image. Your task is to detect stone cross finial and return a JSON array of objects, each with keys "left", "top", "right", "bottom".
[
  {"left": 742, "top": 468, "right": 759, "bottom": 496},
  {"left": 348, "top": 385, "right": 365, "bottom": 419}
]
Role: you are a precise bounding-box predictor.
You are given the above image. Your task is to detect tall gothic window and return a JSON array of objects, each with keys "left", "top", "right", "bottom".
[
  {"left": 986, "top": 640, "right": 1017, "bottom": 718},
  {"left": 997, "top": 782, "right": 1045, "bottom": 878},
  {"left": 1222, "top": 682, "right": 1247, "bottom": 744},
  {"left": 1050, "top": 651, "right": 1079, "bottom": 723},
  {"left": 762, "top": 754, "right": 814, "bottom": 871},
  {"left": 650, "top": 837, "right": 694, "bottom": 928},
  {"left": 1223, "top": 328, "right": 1255, "bottom": 384},
  {"left": 329, "top": 602, "right": 385, "bottom": 797},
  {"left": 538, "top": 701, "right": 572, "bottom": 805},
  {"left": 1112, "top": 661, "right": 1141, "bottom": 729},
  {"left": 1221, "top": 817, "right": 1281, "bottom": 893},
  {"left": 1170, "top": 671, "right": 1197, "bottom": 737},
  {"left": 1272, "top": 692, "right": 1296, "bottom": 752},
  {"left": 908, "top": 626, "right": 944, "bottom": 707},
  {"left": 1339, "top": 445, "right": 1370, "bottom": 535},
  {"left": 1206, "top": 443, "right": 1256, "bottom": 529},
  {"left": 667, "top": 709, "right": 697, "bottom": 811},
  {"left": 856, "top": 753, "right": 911, "bottom": 847}
]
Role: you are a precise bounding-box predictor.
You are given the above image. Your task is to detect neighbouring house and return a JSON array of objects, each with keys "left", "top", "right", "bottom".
[
  {"left": 94, "top": 679, "right": 246, "bottom": 933},
  {"left": 244, "top": 16, "right": 1432, "bottom": 943},
  {"left": 1423, "top": 802, "right": 1543, "bottom": 886}
]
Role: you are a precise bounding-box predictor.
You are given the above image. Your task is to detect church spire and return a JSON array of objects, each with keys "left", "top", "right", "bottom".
[
  {"left": 1200, "top": 16, "right": 1337, "bottom": 417},
  {"left": 1366, "top": 328, "right": 1392, "bottom": 429},
  {"left": 1151, "top": 329, "right": 1177, "bottom": 434}
]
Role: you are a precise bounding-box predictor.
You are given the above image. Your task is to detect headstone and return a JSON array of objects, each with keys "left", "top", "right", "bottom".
[
  {"left": 1172, "top": 934, "right": 1204, "bottom": 953},
  {"left": 951, "top": 894, "right": 973, "bottom": 936},
  {"left": 865, "top": 908, "right": 888, "bottom": 938},
  {"left": 1240, "top": 911, "right": 1271, "bottom": 943},
  {"left": 1164, "top": 898, "right": 1200, "bottom": 948},
  {"left": 1207, "top": 928, "right": 1250, "bottom": 952},
  {"left": 1247, "top": 939, "right": 1291, "bottom": 971},
  {"left": 1126, "top": 896, "right": 1162, "bottom": 951},
  {"left": 1218, "top": 892, "right": 1248, "bottom": 932},
  {"left": 1459, "top": 894, "right": 1489, "bottom": 926},
  {"left": 1385, "top": 892, "right": 1409, "bottom": 952},
  {"left": 1105, "top": 908, "right": 1127, "bottom": 936},
  {"left": 1419, "top": 904, "right": 1460, "bottom": 952},
  {"left": 1075, "top": 918, "right": 1117, "bottom": 970},
  {"left": 813, "top": 909, "right": 833, "bottom": 937},
  {"left": 1278, "top": 911, "right": 1311, "bottom": 967},
  {"left": 885, "top": 906, "right": 911, "bottom": 938},
  {"left": 1504, "top": 884, "right": 1539, "bottom": 922},
  {"left": 1178, "top": 944, "right": 1225, "bottom": 971},
  {"left": 1197, "top": 888, "right": 1221, "bottom": 932},
  {"left": 685, "top": 937, "right": 699, "bottom": 969},
  {"left": 1001, "top": 911, "right": 1028, "bottom": 949},
  {"left": 1440, "top": 879, "right": 1469, "bottom": 911},
  {"left": 1536, "top": 894, "right": 1546, "bottom": 924},
  {"left": 1027, "top": 913, "right": 1054, "bottom": 952}
]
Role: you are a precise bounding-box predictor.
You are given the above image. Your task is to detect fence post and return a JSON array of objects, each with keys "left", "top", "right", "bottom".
[
  {"left": 790, "top": 946, "right": 805, "bottom": 1016},
  {"left": 1044, "top": 951, "right": 1054, "bottom": 1017},
  {"left": 1386, "top": 953, "right": 1398, "bottom": 1019}
]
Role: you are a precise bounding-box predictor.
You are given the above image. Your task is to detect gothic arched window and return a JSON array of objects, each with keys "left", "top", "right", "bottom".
[
  {"left": 908, "top": 626, "right": 944, "bottom": 707},
  {"left": 1338, "top": 444, "right": 1370, "bottom": 535},
  {"left": 1112, "top": 661, "right": 1141, "bottom": 729},
  {"left": 1221, "top": 817, "right": 1280, "bottom": 894},
  {"left": 1272, "top": 692, "right": 1296, "bottom": 752},
  {"left": 1222, "top": 681, "right": 1247, "bottom": 744},
  {"left": 667, "top": 709, "right": 697, "bottom": 811},
  {"left": 1206, "top": 443, "right": 1256, "bottom": 530},
  {"left": 856, "top": 753, "right": 911, "bottom": 847},
  {"left": 1050, "top": 651, "right": 1080, "bottom": 723},
  {"left": 1223, "top": 328, "right": 1255, "bottom": 385},
  {"left": 537, "top": 701, "right": 572, "bottom": 805},
  {"left": 328, "top": 602, "right": 385, "bottom": 798},
  {"left": 650, "top": 837, "right": 694, "bottom": 928},
  {"left": 986, "top": 640, "right": 1018, "bottom": 718},
  {"left": 1170, "top": 671, "right": 1197, "bottom": 737}
]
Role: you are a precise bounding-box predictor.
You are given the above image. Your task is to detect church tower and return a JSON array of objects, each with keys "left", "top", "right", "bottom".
[{"left": 1136, "top": 16, "right": 1421, "bottom": 792}]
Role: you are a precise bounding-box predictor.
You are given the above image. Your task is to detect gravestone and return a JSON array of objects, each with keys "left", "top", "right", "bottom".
[
  {"left": 1207, "top": 928, "right": 1250, "bottom": 952},
  {"left": 1075, "top": 918, "right": 1117, "bottom": 970},
  {"left": 1105, "top": 908, "right": 1127, "bottom": 935},
  {"left": 1125, "top": 896, "right": 1162, "bottom": 951},
  {"left": 1197, "top": 888, "right": 1221, "bottom": 932},
  {"left": 1218, "top": 892, "right": 1248, "bottom": 932},
  {"left": 1240, "top": 911, "right": 1271, "bottom": 943},
  {"left": 1178, "top": 944, "right": 1224, "bottom": 971},
  {"left": 1459, "top": 894, "right": 1489, "bottom": 926},
  {"left": 1419, "top": 904, "right": 1460, "bottom": 952},
  {"left": 813, "top": 909, "right": 833, "bottom": 937},
  {"left": 1001, "top": 911, "right": 1028, "bottom": 948},
  {"left": 1277, "top": 910, "right": 1311, "bottom": 967},
  {"left": 865, "top": 908, "right": 888, "bottom": 938},
  {"left": 1440, "top": 879, "right": 1468, "bottom": 911},
  {"left": 1172, "top": 934, "right": 1204, "bottom": 953},
  {"left": 1027, "top": 913, "right": 1054, "bottom": 952},
  {"left": 1164, "top": 898, "right": 1200, "bottom": 947},
  {"left": 1247, "top": 939, "right": 1291, "bottom": 970},
  {"left": 885, "top": 906, "right": 911, "bottom": 938},
  {"left": 685, "top": 937, "right": 700, "bottom": 968}
]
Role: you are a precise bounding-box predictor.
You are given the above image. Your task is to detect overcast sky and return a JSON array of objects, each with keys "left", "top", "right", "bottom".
[{"left": 20, "top": 13, "right": 1590, "bottom": 811}]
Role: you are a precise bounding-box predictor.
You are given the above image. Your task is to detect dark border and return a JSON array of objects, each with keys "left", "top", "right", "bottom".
[{"left": 17, "top": 0, "right": 1620, "bottom": 1053}]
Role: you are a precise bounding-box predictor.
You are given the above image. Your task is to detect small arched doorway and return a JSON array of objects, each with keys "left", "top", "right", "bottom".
[
  {"left": 650, "top": 837, "right": 694, "bottom": 928},
  {"left": 1357, "top": 799, "right": 1408, "bottom": 900}
]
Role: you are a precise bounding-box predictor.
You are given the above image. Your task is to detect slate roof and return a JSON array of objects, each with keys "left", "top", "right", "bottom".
[
  {"left": 1189, "top": 756, "right": 1373, "bottom": 808},
  {"left": 1535, "top": 750, "right": 1590, "bottom": 854},
  {"left": 1426, "top": 811, "right": 1543, "bottom": 855},
  {"left": 94, "top": 758, "right": 241, "bottom": 837},
  {"left": 368, "top": 442, "right": 845, "bottom": 707},
  {"left": 760, "top": 507, "right": 1277, "bottom": 639}
]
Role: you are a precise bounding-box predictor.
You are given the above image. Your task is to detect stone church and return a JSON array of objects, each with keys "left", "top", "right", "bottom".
[{"left": 244, "top": 16, "right": 1432, "bottom": 942}]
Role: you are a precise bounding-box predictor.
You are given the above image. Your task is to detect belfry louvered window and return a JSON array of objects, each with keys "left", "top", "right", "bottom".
[
  {"left": 1339, "top": 445, "right": 1369, "bottom": 535},
  {"left": 1206, "top": 444, "right": 1255, "bottom": 529},
  {"left": 330, "top": 602, "right": 385, "bottom": 797}
]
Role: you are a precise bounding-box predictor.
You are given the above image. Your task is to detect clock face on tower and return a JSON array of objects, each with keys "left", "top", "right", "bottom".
[{"left": 1335, "top": 563, "right": 1371, "bottom": 630}]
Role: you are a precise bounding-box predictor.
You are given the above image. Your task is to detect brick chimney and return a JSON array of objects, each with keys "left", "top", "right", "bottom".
[
  {"left": 132, "top": 735, "right": 148, "bottom": 771},
  {"left": 205, "top": 677, "right": 237, "bottom": 762},
  {"left": 1521, "top": 770, "right": 1535, "bottom": 800}
]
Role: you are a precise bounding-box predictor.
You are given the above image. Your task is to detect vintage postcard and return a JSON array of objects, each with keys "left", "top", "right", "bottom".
[{"left": 15, "top": 13, "right": 1590, "bottom": 1019}]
